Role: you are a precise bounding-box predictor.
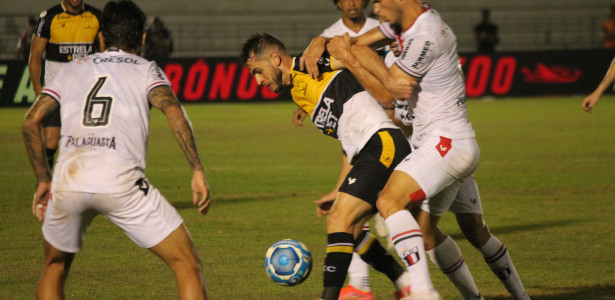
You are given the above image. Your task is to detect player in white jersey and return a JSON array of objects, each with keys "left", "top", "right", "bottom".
[
  {"left": 23, "top": 2, "right": 210, "bottom": 299},
  {"left": 388, "top": 54, "right": 529, "bottom": 298}
]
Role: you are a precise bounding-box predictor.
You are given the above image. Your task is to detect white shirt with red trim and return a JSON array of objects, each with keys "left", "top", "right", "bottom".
[
  {"left": 320, "top": 17, "right": 380, "bottom": 38},
  {"left": 42, "top": 49, "right": 170, "bottom": 194},
  {"left": 379, "top": 7, "right": 474, "bottom": 147}
]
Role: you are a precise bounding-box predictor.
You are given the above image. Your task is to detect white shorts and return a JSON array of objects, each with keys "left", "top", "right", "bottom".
[
  {"left": 420, "top": 175, "right": 483, "bottom": 216},
  {"left": 43, "top": 179, "right": 183, "bottom": 253},
  {"left": 396, "top": 135, "right": 480, "bottom": 216}
]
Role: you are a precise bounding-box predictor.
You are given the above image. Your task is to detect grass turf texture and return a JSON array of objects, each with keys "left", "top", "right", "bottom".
[{"left": 0, "top": 96, "right": 613, "bottom": 299}]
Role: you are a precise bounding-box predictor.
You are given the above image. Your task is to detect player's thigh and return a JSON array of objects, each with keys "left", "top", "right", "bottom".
[
  {"left": 149, "top": 224, "right": 201, "bottom": 268},
  {"left": 99, "top": 178, "right": 184, "bottom": 249},
  {"left": 43, "top": 191, "right": 98, "bottom": 253},
  {"left": 377, "top": 169, "right": 423, "bottom": 212},
  {"left": 327, "top": 192, "right": 374, "bottom": 234}
]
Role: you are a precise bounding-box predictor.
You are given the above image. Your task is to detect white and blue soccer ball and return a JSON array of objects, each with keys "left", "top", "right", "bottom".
[{"left": 265, "top": 239, "right": 312, "bottom": 286}]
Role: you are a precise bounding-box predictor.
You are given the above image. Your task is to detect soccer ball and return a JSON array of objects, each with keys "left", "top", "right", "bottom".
[{"left": 264, "top": 239, "right": 312, "bottom": 286}]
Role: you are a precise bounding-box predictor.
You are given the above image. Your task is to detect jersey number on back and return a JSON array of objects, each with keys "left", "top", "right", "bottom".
[{"left": 83, "top": 76, "right": 113, "bottom": 127}]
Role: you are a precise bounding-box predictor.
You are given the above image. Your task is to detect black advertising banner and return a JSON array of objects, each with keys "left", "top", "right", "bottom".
[
  {"left": 460, "top": 49, "right": 615, "bottom": 97},
  {"left": 2, "top": 49, "right": 615, "bottom": 107}
]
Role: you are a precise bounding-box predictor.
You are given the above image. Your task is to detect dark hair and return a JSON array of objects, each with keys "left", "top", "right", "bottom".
[
  {"left": 101, "top": 0, "right": 146, "bottom": 52},
  {"left": 333, "top": 0, "right": 369, "bottom": 9},
  {"left": 240, "top": 33, "right": 286, "bottom": 66}
]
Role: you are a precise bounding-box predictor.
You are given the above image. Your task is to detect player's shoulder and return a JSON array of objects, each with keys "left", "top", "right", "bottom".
[
  {"left": 39, "top": 4, "right": 63, "bottom": 20},
  {"left": 320, "top": 19, "right": 345, "bottom": 38}
]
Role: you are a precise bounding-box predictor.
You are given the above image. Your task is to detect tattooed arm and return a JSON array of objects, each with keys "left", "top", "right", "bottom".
[
  {"left": 23, "top": 94, "right": 58, "bottom": 221},
  {"left": 148, "top": 85, "right": 211, "bottom": 215}
]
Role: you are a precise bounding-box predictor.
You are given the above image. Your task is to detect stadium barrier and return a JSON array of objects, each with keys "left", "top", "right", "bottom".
[{"left": 2, "top": 49, "right": 615, "bottom": 107}]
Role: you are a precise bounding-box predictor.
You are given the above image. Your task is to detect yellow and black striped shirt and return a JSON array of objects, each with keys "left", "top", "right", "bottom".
[
  {"left": 35, "top": 3, "right": 101, "bottom": 62},
  {"left": 290, "top": 52, "right": 364, "bottom": 139}
]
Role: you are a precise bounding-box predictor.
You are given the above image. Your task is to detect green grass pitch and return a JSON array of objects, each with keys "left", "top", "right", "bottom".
[{"left": 0, "top": 96, "right": 613, "bottom": 299}]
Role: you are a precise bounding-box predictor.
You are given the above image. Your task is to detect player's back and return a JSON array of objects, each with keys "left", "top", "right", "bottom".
[{"left": 43, "top": 49, "right": 170, "bottom": 194}]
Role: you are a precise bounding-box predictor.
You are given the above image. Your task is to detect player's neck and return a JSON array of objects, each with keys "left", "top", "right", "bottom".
[
  {"left": 400, "top": 1, "right": 426, "bottom": 32},
  {"left": 62, "top": 0, "right": 84, "bottom": 14},
  {"left": 342, "top": 15, "right": 366, "bottom": 34}
]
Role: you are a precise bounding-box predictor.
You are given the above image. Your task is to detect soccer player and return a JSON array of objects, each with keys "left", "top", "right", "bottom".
[
  {"left": 241, "top": 33, "right": 415, "bottom": 300},
  {"left": 29, "top": 0, "right": 101, "bottom": 171},
  {"left": 582, "top": 56, "right": 615, "bottom": 112},
  {"left": 23, "top": 1, "right": 210, "bottom": 299},
  {"left": 314, "top": 1, "right": 484, "bottom": 299},
  {"left": 292, "top": 1, "right": 386, "bottom": 298}
]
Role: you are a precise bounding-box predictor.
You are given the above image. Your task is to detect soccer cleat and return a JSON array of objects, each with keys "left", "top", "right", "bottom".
[
  {"left": 395, "top": 285, "right": 411, "bottom": 300},
  {"left": 338, "top": 284, "right": 374, "bottom": 300}
]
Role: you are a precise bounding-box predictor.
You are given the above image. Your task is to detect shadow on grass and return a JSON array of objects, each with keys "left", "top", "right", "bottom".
[
  {"left": 172, "top": 191, "right": 312, "bottom": 210},
  {"left": 449, "top": 218, "right": 586, "bottom": 240},
  {"left": 485, "top": 283, "right": 615, "bottom": 300}
]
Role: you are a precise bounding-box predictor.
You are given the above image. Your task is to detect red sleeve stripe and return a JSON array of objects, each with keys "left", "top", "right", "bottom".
[{"left": 41, "top": 88, "right": 61, "bottom": 100}]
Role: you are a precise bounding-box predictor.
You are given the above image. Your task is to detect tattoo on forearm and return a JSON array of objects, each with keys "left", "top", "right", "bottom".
[
  {"left": 149, "top": 86, "right": 204, "bottom": 171},
  {"left": 23, "top": 95, "right": 57, "bottom": 182}
]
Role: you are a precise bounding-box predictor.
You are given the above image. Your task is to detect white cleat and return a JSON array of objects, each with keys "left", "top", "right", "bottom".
[{"left": 410, "top": 289, "right": 441, "bottom": 300}]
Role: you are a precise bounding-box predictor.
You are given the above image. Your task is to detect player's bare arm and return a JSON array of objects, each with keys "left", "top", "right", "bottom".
[
  {"left": 23, "top": 94, "right": 58, "bottom": 221},
  {"left": 148, "top": 85, "right": 211, "bottom": 214},
  {"left": 301, "top": 26, "right": 390, "bottom": 79},
  {"left": 28, "top": 36, "right": 48, "bottom": 96},
  {"left": 328, "top": 33, "right": 396, "bottom": 106},
  {"left": 583, "top": 57, "right": 615, "bottom": 112}
]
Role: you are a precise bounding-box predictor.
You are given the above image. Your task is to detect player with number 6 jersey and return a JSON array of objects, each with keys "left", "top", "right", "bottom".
[{"left": 42, "top": 51, "right": 169, "bottom": 194}]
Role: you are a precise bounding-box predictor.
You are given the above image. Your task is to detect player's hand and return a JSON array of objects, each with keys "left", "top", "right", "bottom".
[
  {"left": 582, "top": 93, "right": 600, "bottom": 112},
  {"left": 292, "top": 108, "right": 307, "bottom": 127},
  {"left": 32, "top": 181, "right": 51, "bottom": 222},
  {"left": 300, "top": 36, "right": 327, "bottom": 79},
  {"left": 385, "top": 77, "right": 415, "bottom": 100},
  {"left": 191, "top": 170, "right": 211, "bottom": 215},
  {"left": 314, "top": 191, "right": 337, "bottom": 218},
  {"left": 327, "top": 33, "right": 353, "bottom": 63}
]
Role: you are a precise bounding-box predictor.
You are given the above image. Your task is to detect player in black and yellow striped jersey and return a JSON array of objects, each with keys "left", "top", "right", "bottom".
[
  {"left": 29, "top": 0, "right": 101, "bottom": 170},
  {"left": 241, "top": 33, "right": 413, "bottom": 300}
]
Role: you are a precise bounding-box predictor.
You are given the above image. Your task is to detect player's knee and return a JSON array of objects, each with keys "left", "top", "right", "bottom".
[{"left": 325, "top": 209, "right": 355, "bottom": 233}]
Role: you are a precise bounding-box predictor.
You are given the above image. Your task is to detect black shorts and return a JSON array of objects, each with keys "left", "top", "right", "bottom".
[
  {"left": 42, "top": 109, "right": 61, "bottom": 127},
  {"left": 339, "top": 128, "right": 411, "bottom": 210}
]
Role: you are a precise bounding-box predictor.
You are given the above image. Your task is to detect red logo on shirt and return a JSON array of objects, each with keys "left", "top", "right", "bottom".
[{"left": 436, "top": 136, "right": 452, "bottom": 157}]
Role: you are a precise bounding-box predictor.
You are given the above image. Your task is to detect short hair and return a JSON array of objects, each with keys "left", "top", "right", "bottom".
[
  {"left": 240, "top": 33, "right": 286, "bottom": 66},
  {"left": 333, "top": 0, "right": 369, "bottom": 9},
  {"left": 101, "top": 0, "right": 146, "bottom": 52}
]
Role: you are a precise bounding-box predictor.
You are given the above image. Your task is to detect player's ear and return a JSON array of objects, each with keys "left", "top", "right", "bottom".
[
  {"left": 270, "top": 52, "right": 281, "bottom": 67},
  {"left": 142, "top": 33, "right": 147, "bottom": 46}
]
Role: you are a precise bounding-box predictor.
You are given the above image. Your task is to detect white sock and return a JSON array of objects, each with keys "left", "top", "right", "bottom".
[
  {"left": 347, "top": 252, "right": 371, "bottom": 291},
  {"left": 428, "top": 235, "right": 482, "bottom": 300},
  {"left": 385, "top": 210, "right": 434, "bottom": 292},
  {"left": 479, "top": 235, "right": 530, "bottom": 300}
]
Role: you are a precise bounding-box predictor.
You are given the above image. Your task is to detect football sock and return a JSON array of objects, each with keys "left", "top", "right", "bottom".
[
  {"left": 321, "top": 232, "right": 354, "bottom": 300},
  {"left": 347, "top": 252, "right": 371, "bottom": 291},
  {"left": 427, "top": 235, "right": 482, "bottom": 299},
  {"left": 385, "top": 210, "right": 434, "bottom": 292},
  {"left": 347, "top": 223, "right": 371, "bottom": 291},
  {"left": 45, "top": 148, "right": 57, "bottom": 170},
  {"left": 354, "top": 229, "right": 407, "bottom": 289},
  {"left": 479, "top": 235, "right": 530, "bottom": 300}
]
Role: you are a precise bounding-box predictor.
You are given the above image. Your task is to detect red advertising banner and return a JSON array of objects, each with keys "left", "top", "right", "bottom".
[{"left": 1, "top": 49, "right": 614, "bottom": 107}]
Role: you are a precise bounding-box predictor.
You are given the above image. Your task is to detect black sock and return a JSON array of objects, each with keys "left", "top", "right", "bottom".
[
  {"left": 321, "top": 232, "right": 354, "bottom": 300},
  {"left": 355, "top": 230, "right": 405, "bottom": 283},
  {"left": 45, "top": 148, "right": 57, "bottom": 170}
]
